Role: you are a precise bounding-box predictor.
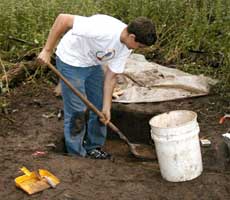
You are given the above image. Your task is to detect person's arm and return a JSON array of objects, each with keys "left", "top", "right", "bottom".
[
  {"left": 101, "top": 67, "right": 117, "bottom": 124},
  {"left": 37, "top": 14, "right": 74, "bottom": 64}
]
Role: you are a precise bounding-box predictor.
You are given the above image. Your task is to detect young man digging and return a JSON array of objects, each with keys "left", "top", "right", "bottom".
[{"left": 38, "top": 14, "right": 157, "bottom": 159}]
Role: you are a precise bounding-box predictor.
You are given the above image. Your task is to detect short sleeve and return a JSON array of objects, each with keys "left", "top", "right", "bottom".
[{"left": 108, "top": 55, "right": 129, "bottom": 74}]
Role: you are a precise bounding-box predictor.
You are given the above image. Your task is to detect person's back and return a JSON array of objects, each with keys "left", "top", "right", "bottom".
[{"left": 56, "top": 14, "right": 131, "bottom": 73}]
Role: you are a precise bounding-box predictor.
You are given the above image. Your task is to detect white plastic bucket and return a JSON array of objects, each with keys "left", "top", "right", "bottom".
[{"left": 149, "top": 110, "right": 203, "bottom": 182}]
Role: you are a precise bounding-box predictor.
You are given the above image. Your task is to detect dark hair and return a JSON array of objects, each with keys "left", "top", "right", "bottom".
[{"left": 127, "top": 17, "right": 157, "bottom": 46}]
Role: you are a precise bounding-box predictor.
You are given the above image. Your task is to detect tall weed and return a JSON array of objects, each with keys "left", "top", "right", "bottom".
[{"left": 0, "top": 0, "right": 229, "bottom": 95}]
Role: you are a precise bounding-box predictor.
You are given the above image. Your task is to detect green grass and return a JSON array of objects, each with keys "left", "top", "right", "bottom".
[{"left": 0, "top": 0, "right": 229, "bottom": 97}]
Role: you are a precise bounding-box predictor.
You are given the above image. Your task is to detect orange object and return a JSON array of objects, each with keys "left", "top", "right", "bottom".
[{"left": 219, "top": 114, "right": 230, "bottom": 124}]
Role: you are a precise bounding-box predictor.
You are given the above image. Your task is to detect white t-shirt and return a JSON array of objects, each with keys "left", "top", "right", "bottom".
[{"left": 56, "top": 14, "right": 132, "bottom": 73}]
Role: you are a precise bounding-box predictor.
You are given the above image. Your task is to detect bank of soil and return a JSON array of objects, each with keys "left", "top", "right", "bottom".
[{"left": 0, "top": 78, "right": 230, "bottom": 200}]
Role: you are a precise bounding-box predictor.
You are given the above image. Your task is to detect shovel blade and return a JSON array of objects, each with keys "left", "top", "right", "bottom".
[{"left": 130, "top": 144, "right": 157, "bottom": 160}]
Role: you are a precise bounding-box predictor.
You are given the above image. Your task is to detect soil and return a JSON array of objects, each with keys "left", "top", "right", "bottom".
[{"left": 0, "top": 78, "right": 230, "bottom": 200}]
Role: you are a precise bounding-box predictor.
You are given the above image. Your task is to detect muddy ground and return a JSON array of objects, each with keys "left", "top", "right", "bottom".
[{"left": 0, "top": 78, "right": 230, "bottom": 200}]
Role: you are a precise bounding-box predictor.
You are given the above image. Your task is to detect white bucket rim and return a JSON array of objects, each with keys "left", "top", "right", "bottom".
[{"left": 149, "top": 110, "right": 197, "bottom": 129}]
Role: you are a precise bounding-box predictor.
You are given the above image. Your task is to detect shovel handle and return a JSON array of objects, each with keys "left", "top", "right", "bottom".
[{"left": 46, "top": 63, "right": 125, "bottom": 136}]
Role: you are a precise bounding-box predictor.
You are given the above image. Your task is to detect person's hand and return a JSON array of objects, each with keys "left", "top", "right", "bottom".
[
  {"left": 100, "top": 108, "right": 111, "bottom": 125},
  {"left": 37, "top": 49, "right": 52, "bottom": 65}
]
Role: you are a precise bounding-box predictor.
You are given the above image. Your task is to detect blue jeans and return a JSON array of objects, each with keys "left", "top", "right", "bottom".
[{"left": 56, "top": 57, "right": 107, "bottom": 157}]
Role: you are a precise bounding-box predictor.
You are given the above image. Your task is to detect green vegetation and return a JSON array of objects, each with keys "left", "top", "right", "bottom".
[{"left": 0, "top": 0, "right": 229, "bottom": 96}]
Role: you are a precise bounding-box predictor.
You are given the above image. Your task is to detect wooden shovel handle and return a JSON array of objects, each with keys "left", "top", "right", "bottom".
[{"left": 47, "top": 62, "right": 124, "bottom": 136}]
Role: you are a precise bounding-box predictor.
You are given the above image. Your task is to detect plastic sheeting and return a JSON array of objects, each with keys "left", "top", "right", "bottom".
[{"left": 112, "top": 54, "right": 217, "bottom": 103}]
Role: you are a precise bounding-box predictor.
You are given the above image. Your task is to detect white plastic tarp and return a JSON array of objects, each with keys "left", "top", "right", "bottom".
[{"left": 112, "top": 54, "right": 217, "bottom": 103}]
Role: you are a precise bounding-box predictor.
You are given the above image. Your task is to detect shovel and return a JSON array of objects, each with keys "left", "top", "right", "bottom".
[{"left": 47, "top": 62, "right": 156, "bottom": 160}]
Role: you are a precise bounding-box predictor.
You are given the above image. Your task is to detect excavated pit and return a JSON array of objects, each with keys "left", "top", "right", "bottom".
[
  {"left": 53, "top": 105, "right": 155, "bottom": 154},
  {"left": 53, "top": 99, "right": 230, "bottom": 173}
]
